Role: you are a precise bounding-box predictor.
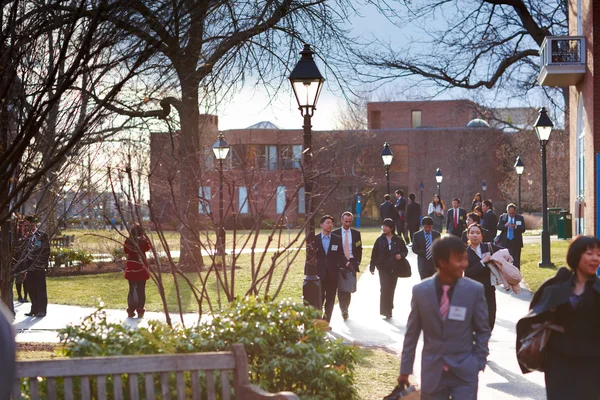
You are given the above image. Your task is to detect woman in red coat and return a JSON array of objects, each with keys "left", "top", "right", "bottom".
[{"left": 124, "top": 224, "right": 151, "bottom": 318}]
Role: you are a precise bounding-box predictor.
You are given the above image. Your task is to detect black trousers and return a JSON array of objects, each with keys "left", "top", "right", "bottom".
[
  {"left": 127, "top": 280, "right": 147, "bottom": 312},
  {"left": 505, "top": 240, "right": 522, "bottom": 269},
  {"left": 320, "top": 278, "right": 337, "bottom": 322},
  {"left": 378, "top": 269, "right": 398, "bottom": 316},
  {"left": 338, "top": 291, "right": 351, "bottom": 315},
  {"left": 28, "top": 269, "right": 47, "bottom": 314},
  {"left": 408, "top": 224, "right": 419, "bottom": 244},
  {"left": 417, "top": 257, "right": 435, "bottom": 280},
  {"left": 485, "top": 287, "right": 497, "bottom": 331}
]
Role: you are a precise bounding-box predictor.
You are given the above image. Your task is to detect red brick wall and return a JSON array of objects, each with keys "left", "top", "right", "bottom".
[{"left": 367, "top": 100, "right": 479, "bottom": 129}]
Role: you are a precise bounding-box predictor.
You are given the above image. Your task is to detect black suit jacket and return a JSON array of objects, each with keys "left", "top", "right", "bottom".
[
  {"left": 308, "top": 232, "right": 345, "bottom": 282},
  {"left": 466, "top": 243, "right": 501, "bottom": 289},
  {"left": 406, "top": 201, "right": 421, "bottom": 228},
  {"left": 379, "top": 201, "right": 396, "bottom": 222},
  {"left": 395, "top": 196, "right": 407, "bottom": 218},
  {"left": 481, "top": 210, "right": 498, "bottom": 243},
  {"left": 332, "top": 228, "right": 363, "bottom": 272},
  {"left": 447, "top": 208, "right": 467, "bottom": 236},
  {"left": 496, "top": 213, "right": 526, "bottom": 248},
  {"left": 412, "top": 229, "right": 441, "bottom": 259}
]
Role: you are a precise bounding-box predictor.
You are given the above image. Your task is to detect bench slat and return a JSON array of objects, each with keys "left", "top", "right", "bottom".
[
  {"left": 176, "top": 371, "right": 185, "bottom": 400},
  {"left": 28, "top": 378, "right": 38, "bottom": 399},
  {"left": 129, "top": 374, "right": 139, "bottom": 399},
  {"left": 207, "top": 370, "right": 216, "bottom": 400},
  {"left": 161, "top": 372, "right": 170, "bottom": 400},
  {"left": 191, "top": 371, "right": 201, "bottom": 400},
  {"left": 81, "top": 376, "right": 90, "bottom": 400},
  {"left": 64, "top": 377, "right": 73, "bottom": 400},
  {"left": 96, "top": 376, "right": 107, "bottom": 400},
  {"left": 113, "top": 375, "right": 123, "bottom": 400},
  {"left": 12, "top": 380, "right": 22, "bottom": 400},
  {"left": 145, "top": 373, "right": 155, "bottom": 400},
  {"left": 221, "top": 369, "right": 231, "bottom": 400},
  {"left": 47, "top": 377, "right": 57, "bottom": 400},
  {"left": 16, "top": 353, "right": 236, "bottom": 378}
]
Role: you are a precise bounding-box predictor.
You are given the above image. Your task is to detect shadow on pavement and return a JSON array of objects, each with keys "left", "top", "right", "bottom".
[{"left": 486, "top": 360, "right": 547, "bottom": 400}]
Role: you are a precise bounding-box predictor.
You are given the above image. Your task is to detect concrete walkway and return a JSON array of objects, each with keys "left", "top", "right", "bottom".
[{"left": 14, "top": 251, "right": 547, "bottom": 399}]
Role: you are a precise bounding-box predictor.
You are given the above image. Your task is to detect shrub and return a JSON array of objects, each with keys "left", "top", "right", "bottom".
[
  {"left": 57, "top": 298, "right": 358, "bottom": 399},
  {"left": 110, "top": 247, "right": 125, "bottom": 262},
  {"left": 50, "top": 247, "right": 94, "bottom": 271}
]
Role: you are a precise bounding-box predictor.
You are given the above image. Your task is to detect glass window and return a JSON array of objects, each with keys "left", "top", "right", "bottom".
[
  {"left": 298, "top": 187, "right": 306, "bottom": 214},
  {"left": 239, "top": 187, "right": 248, "bottom": 214},
  {"left": 267, "top": 145, "right": 278, "bottom": 170},
  {"left": 276, "top": 186, "right": 286, "bottom": 214},
  {"left": 412, "top": 110, "right": 422, "bottom": 128},
  {"left": 292, "top": 145, "right": 303, "bottom": 169},
  {"left": 199, "top": 186, "right": 211, "bottom": 214}
]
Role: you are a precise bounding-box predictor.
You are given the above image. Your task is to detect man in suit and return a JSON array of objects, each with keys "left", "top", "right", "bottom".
[
  {"left": 480, "top": 200, "right": 498, "bottom": 243},
  {"left": 446, "top": 198, "right": 467, "bottom": 237},
  {"left": 395, "top": 190, "right": 409, "bottom": 243},
  {"left": 332, "top": 211, "right": 362, "bottom": 321},
  {"left": 307, "top": 215, "right": 345, "bottom": 322},
  {"left": 405, "top": 193, "right": 421, "bottom": 245},
  {"left": 380, "top": 194, "right": 396, "bottom": 222},
  {"left": 497, "top": 203, "right": 526, "bottom": 269},
  {"left": 412, "top": 216, "right": 441, "bottom": 280},
  {"left": 399, "top": 235, "right": 491, "bottom": 399}
]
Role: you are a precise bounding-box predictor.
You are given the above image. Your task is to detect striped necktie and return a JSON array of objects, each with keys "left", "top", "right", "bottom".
[{"left": 425, "top": 233, "right": 432, "bottom": 260}]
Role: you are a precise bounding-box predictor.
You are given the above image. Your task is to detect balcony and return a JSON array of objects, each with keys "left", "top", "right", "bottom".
[{"left": 538, "top": 36, "right": 586, "bottom": 87}]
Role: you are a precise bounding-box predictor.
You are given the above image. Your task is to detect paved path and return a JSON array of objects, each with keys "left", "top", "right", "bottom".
[{"left": 13, "top": 251, "right": 548, "bottom": 399}]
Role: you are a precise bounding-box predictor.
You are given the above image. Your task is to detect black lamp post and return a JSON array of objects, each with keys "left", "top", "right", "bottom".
[
  {"left": 514, "top": 156, "right": 525, "bottom": 214},
  {"left": 381, "top": 142, "right": 393, "bottom": 195},
  {"left": 212, "top": 132, "right": 230, "bottom": 258},
  {"left": 290, "top": 43, "right": 325, "bottom": 308},
  {"left": 435, "top": 168, "right": 443, "bottom": 198},
  {"left": 534, "top": 107, "right": 555, "bottom": 268},
  {"left": 418, "top": 182, "right": 424, "bottom": 216},
  {"left": 481, "top": 180, "right": 487, "bottom": 200}
]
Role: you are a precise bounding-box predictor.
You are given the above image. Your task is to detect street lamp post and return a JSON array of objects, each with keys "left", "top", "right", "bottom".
[
  {"left": 435, "top": 168, "right": 443, "bottom": 198},
  {"left": 418, "top": 182, "right": 424, "bottom": 216},
  {"left": 381, "top": 142, "right": 393, "bottom": 195},
  {"left": 481, "top": 180, "right": 487, "bottom": 200},
  {"left": 290, "top": 44, "right": 325, "bottom": 309},
  {"left": 212, "top": 132, "right": 230, "bottom": 259},
  {"left": 534, "top": 107, "right": 555, "bottom": 268},
  {"left": 514, "top": 156, "right": 525, "bottom": 214}
]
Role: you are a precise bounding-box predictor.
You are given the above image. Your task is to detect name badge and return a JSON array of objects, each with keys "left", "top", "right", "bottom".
[
  {"left": 516, "top": 221, "right": 522, "bottom": 226},
  {"left": 331, "top": 245, "right": 338, "bottom": 251},
  {"left": 459, "top": 216, "right": 464, "bottom": 220},
  {"left": 356, "top": 240, "right": 361, "bottom": 246},
  {"left": 448, "top": 306, "right": 467, "bottom": 321}
]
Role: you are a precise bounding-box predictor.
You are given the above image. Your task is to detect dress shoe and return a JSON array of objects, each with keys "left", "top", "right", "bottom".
[
  {"left": 136, "top": 309, "right": 145, "bottom": 318},
  {"left": 342, "top": 311, "right": 349, "bottom": 321},
  {"left": 17, "top": 297, "right": 24, "bottom": 303},
  {"left": 35, "top": 312, "right": 46, "bottom": 318},
  {"left": 24, "top": 312, "right": 35, "bottom": 317}
]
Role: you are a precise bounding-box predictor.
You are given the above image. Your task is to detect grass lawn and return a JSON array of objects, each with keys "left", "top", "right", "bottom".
[{"left": 519, "top": 240, "right": 570, "bottom": 293}]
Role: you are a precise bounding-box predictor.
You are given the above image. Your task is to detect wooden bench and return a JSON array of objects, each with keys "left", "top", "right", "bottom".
[
  {"left": 50, "top": 235, "right": 75, "bottom": 248},
  {"left": 12, "top": 344, "right": 299, "bottom": 400}
]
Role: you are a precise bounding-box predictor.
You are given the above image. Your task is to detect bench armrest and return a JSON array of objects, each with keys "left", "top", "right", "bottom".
[{"left": 238, "top": 384, "right": 300, "bottom": 400}]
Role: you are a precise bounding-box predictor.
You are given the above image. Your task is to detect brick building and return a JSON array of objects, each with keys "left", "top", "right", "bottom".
[{"left": 150, "top": 100, "right": 510, "bottom": 228}]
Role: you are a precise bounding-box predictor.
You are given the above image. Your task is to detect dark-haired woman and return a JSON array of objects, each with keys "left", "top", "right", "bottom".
[
  {"left": 517, "top": 235, "right": 600, "bottom": 399},
  {"left": 466, "top": 223, "right": 501, "bottom": 330},
  {"left": 124, "top": 225, "right": 152, "bottom": 318},
  {"left": 471, "top": 193, "right": 483, "bottom": 210},
  {"left": 369, "top": 218, "right": 409, "bottom": 319},
  {"left": 427, "top": 194, "right": 445, "bottom": 233}
]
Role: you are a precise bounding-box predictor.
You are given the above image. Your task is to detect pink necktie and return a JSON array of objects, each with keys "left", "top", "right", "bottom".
[{"left": 440, "top": 285, "right": 450, "bottom": 320}]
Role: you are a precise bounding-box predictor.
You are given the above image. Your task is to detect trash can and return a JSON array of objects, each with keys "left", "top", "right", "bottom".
[
  {"left": 557, "top": 210, "right": 573, "bottom": 240},
  {"left": 547, "top": 207, "right": 562, "bottom": 235}
]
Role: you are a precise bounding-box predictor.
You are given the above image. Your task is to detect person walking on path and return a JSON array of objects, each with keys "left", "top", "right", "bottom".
[
  {"left": 369, "top": 218, "right": 408, "bottom": 319},
  {"left": 308, "top": 215, "right": 345, "bottom": 323},
  {"left": 333, "top": 212, "right": 362, "bottom": 321},
  {"left": 394, "top": 190, "right": 410, "bottom": 243},
  {"left": 466, "top": 224, "right": 501, "bottom": 330},
  {"left": 124, "top": 224, "right": 152, "bottom": 318},
  {"left": 480, "top": 200, "right": 498, "bottom": 243},
  {"left": 497, "top": 203, "right": 526, "bottom": 269},
  {"left": 405, "top": 193, "right": 421, "bottom": 245},
  {"left": 399, "top": 235, "right": 490, "bottom": 399},
  {"left": 427, "top": 194, "right": 445, "bottom": 233},
  {"left": 412, "top": 216, "right": 441, "bottom": 280},
  {"left": 16, "top": 215, "right": 50, "bottom": 318},
  {"left": 471, "top": 193, "right": 483, "bottom": 211},
  {"left": 447, "top": 198, "right": 467, "bottom": 237},
  {"left": 13, "top": 220, "right": 29, "bottom": 304},
  {"left": 380, "top": 194, "right": 397, "bottom": 222},
  {"left": 461, "top": 212, "right": 483, "bottom": 245},
  {"left": 517, "top": 235, "right": 600, "bottom": 400}
]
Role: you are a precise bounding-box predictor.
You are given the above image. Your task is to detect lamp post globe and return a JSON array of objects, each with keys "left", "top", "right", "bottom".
[
  {"left": 381, "top": 142, "right": 393, "bottom": 195},
  {"left": 290, "top": 44, "right": 324, "bottom": 309},
  {"left": 435, "top": 168, "right": 443, "bottom": 198},
  {"left": 514, "top": 156, "right": 525, "bottom": 214},
  {"left": 534, "top": 107, "right": 555, "bottom": 268},
  {"left": 481, "top": 180, "right": 487, "bottom": 200},
  {"left": 212, "top": 133, "right": 230, "bottom": 259}
]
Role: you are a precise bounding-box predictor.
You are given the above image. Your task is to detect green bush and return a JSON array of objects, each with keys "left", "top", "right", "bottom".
[
  {"left": 110, "top": 247, "right": 125, "bottom": 262},
  {"left": 50, "top": 247, "right": 93, "bottom": 270},
  {"left": 57, "top": 298, "right": 358, "bottom": 399}
]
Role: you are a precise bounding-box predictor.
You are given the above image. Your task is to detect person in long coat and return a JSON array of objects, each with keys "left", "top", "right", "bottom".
[
  {"left": 124, "top": 224, "right": 152, "bottom": 318},
  {"left": 517, "top": 235, "right": 600, "bottom": 400}
]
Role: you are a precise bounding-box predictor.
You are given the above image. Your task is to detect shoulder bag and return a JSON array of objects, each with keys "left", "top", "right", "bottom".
[{"left": 517, "top": 319, "right": 564, "bottom": 372}]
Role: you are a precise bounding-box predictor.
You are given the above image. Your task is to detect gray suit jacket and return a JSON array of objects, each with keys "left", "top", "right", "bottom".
[{"left": 400, "top": 276, "right": 490, "bottom": 393}]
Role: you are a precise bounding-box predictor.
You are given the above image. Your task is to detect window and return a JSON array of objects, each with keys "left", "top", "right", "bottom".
[
  {"left": 298, "top": 187, "right": 305, "bottom": 214},
  {"left": 199, "top": 186, "right": 211, "bottom": 214},
  {"left": 266, "top": 145, "right": 278, "bottom": 170},
  {"left": 238, "top": 187, "right": 248, "bottom": 214},
  {"left": 292, "top": 145, "right": 303, "bottom": 169},
  {"left": 412, "top": 110, "right": 422, "bottom": 128},
  {"left": 576, "top": 95, "right": 585, "bottom": 234},
  {"left": 370, "top": 110, "right": 381, "bottom": 129},
  {"left": 276, "top": 186, "right": 286, "bottom": 214}
]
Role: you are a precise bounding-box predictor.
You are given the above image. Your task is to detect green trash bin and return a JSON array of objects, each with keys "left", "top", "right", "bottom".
[
  {"left": 547, "top": 207, "right": 562, "bottom": 235},
  {"left": 558, "top": 210, "right": 573, "bottom": 240}
]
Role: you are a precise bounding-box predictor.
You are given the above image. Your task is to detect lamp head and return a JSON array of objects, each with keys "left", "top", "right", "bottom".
[
  {"left": 381, "top": 142, "right": 393, "bottom": 166},
  {"left": 212, "top": 132, "right": 230, "bottom": 160},
  {"left": 514, "top": 156, "right": 525, "bottom": 175},
  {"left": 289, "top": 44, "right": 325, "bottom": 116},
  {"left": 435, "top": 168, "right": 443, "bottom": 184},
  {"left": 534, "top": 107, "right": 553, "bottom": 142}
]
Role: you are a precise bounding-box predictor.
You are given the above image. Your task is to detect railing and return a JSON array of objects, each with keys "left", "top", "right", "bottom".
[{"left": 538, "top": 36, "right": 586, "bottom": 86}]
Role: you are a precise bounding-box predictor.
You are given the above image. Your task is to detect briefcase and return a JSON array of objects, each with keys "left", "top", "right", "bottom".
[
  {"left": 383, "top": 383, "right": 420, "bottom": 399},
  {"left": 338, "top": 269, "right": 357, "bottom": 293}
]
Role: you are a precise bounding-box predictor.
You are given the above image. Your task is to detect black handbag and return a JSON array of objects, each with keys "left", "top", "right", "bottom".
[
  {"left": 392, "top": 257, "right": 412, "bottom": 278},
  {"left": 383, "top": 383, "right": 419, "bottom": 399}
]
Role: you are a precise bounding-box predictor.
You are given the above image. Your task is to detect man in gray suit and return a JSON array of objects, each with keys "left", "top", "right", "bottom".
[{"left": 398, "top": 235, "right": 490, "bottom": 399}]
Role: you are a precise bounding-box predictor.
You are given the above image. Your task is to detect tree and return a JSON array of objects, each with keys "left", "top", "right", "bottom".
[{"left": 355, "top": 0, "right": 568, "bottom": 115}]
